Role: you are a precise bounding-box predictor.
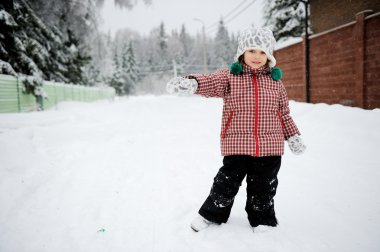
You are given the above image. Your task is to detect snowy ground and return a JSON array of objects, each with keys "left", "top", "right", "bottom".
[{"left": 0, "top": 95, "right": 380, "bottom": 252}]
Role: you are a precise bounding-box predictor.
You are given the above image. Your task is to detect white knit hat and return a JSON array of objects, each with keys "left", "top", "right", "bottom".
[{"left": 234, "top": 27, "right": 277, "bottom": 67}]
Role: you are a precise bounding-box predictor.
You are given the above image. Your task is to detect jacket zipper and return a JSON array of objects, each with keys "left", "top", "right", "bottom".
[
  {"left": 221, "top": 111, "right": 234, "bottom": 139},
  {"left": 252, "top": 74, "right": 260, "bottom": 156}
]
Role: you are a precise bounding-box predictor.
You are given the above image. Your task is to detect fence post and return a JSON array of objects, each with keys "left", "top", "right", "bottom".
[
  {"left": 302, "top": 0, "right": 310, "bottom": 103},
  {"left": 71, "top": 84, "right": 74, "bottom": 100},
  {"left": 54, "top": 83, "right": 57, "bottom": 107},
  {"left": 16, "top": 75, "right": 21, "bottom": 112},
  {"left": 354, "top": 10, "right": 373, "bottom": 108}
]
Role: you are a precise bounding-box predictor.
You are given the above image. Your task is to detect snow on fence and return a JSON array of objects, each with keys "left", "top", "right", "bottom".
[{"left": 0, "top": 74, "right": 115, "bottom": 113}]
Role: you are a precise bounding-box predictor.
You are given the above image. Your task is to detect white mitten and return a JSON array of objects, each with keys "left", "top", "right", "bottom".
[
  {"left": 166, "top": 77, "right": 198, "bottom": 95},
  {"left": 287, "top": 135, "right": 306, "bottom": 155}
]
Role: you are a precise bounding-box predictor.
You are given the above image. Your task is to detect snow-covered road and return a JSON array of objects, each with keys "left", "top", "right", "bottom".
[{"left": 1, "top": 96, "right": 379, "bottom": 251}]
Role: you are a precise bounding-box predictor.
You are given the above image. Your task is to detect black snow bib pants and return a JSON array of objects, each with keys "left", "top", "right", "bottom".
[{"left": 199, "top": 155, "right": 281, "bottom": 227}]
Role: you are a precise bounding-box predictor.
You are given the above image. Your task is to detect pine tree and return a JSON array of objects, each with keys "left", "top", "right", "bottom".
[
  {"left": 0, "top": 2, "right": 17, "bottom": 75},
  {"left": 158, "top": 22, "right": 168, "bottom": 64},
  {"left": 0, "top": 0, "right": 92, "bottom": 86},
  {"left": 212, "top": 19, "right": 232, "bottom": 68},
  {"left": 84, "top": 63, "right": 101, "bottom": 86},
  {"left": 109, "top": 50, "right": 124, "bottom": 95},
  {"left": 146, "top": 51, "right": 155, "bottom": 73},
  {"left": 28, "top": 0, "right": 101, "bottom": 84},
  {"left": 179, "top": 24, "right": 190, "bottom": 58},
  {"left": 168, "top": 30, "right": 185, "bottom": 76},
  {"left": 112, "top": 0, "right": 152, "bottom": 9},
  {"left": 64, "top": 30, "right": 91, "bottom": 85},
  {"left": 264, "top": 0, "right": 308, "bottom": 41},
  {"left": 121, "top": 41, "right": 139, "bottom": 94},
  {"left": 28, "top": 0, "right": 99, "bottom": 51},
  {"left": 0, "top": 0, "right": 43, "bottom": 78}
]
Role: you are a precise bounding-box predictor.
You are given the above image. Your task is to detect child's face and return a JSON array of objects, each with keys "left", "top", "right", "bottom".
[{"left": 243, "top": 49, "right": 268, "bottom": 69}]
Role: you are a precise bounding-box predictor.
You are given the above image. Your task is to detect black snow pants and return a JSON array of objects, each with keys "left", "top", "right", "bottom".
[{"left": 198, "top": 155, "right": 281, "bottom": 227}]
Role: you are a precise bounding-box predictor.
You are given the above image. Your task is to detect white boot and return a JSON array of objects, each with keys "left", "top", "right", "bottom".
[{"left": 190, "top": 215, "right": 214, "bottom": 232}]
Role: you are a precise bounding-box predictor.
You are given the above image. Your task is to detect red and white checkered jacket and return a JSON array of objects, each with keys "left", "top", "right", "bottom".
[{"left": 190, "top": 64, "right": 300, "bottom": 157}]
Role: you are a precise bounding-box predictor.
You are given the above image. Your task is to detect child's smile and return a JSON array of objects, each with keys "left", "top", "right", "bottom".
[{"left": 243, "top": 49, "right": 268, "bottom": 69}]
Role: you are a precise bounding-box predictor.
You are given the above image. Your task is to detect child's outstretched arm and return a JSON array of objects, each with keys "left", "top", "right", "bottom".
[
  {"left": 190, "top": 69, "right": 230, "bottom": 98},
  {"left": 166, "top": 69, "right": 230, "bottom": 98}
]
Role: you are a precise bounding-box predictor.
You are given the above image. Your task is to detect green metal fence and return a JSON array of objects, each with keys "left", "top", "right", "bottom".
[{"left": 0, "top": 74, "right": 115, "bottom": 113}]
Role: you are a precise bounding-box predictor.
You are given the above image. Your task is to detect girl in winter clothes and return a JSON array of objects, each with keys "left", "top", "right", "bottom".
[{"left": 166, "top": 27, "right": 306, "bottom": 232}]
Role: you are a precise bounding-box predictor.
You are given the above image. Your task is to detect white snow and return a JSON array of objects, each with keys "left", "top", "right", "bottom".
[
  {"left": 275, "top": 37, "right": 303, "bottom": 50},
  {"left": 1, "top": 95, "right": 380, "bottom": 252},
  {"left": 0, "top": 60, "right": 17, "bottom": 76},
  {"left": 0, "top": 9, "right": 17, "bottom": 26}
]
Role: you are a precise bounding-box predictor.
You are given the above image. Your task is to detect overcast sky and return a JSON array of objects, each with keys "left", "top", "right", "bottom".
[{"left": 100, "top": 0, "right": 265, "bottom": 37}]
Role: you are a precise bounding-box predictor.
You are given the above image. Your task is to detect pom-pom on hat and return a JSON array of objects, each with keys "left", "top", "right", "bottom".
[{"left": 234, "top": 27, "right": 277, "bottom": 67}]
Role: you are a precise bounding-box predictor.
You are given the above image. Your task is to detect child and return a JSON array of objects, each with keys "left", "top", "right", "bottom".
[{"left": 166, "top": 27, "right": 306, "bottom": 232}]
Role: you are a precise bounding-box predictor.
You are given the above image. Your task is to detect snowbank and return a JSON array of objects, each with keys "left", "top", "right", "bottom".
[{"left": 0, "top": 96, "right": 379, "bottom": 251}]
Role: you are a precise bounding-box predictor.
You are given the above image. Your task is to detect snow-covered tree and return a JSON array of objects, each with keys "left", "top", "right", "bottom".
[
  {"left": 121, "top": 41, "right": 139, "bottom": 94},
  {"left": 144, "top": 50, "right": 156, "bottom": 73},
  {"left": 27, "top": 0, "right": 149, "bottom": 86},
  {"left": 0, "top": 6, "right": 18, "bottom": 76},
  {"left": 1, "top": 0, "right": 65, "bottom": 80},
  {"left": 179, "top": 24, "right": 191, "bottom": 58},
  {"left": 64, "top": 30, "right": 91, "bottom": 85},
  {"left": 0, "top": 0, "right": 94, "bottom": 86},
  {"left": 27, "top": 0, "right": 100, "bottom": 65},
  {"left": 158, "top": 22, "right": 169, "bottom": 65},
  {"left": 167, "top": 30, "right": 185, "bottom": 75},
  {"left": 96, "top": 0, "right": 152, "bottom": 9},
  {"left": 172, "top": 24, "right": 193, "bottom": 75},
  {"left": 86, "top": 31, "right": 113, "bottom": 85},
  {"left": 211, "top": 19, "right": 233, "bottom": 68},
  {"left": 109, "top": 50, "right": 124, "bottom": 95},
  {"left": 28, "top": 0, "right": 109, "bottom": 85},
  {"left": 83, "top": 63, "right": 101, "bottom": 86},
  {"left": 264, "top": 0, "right": 308, "bottom": 41}
]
